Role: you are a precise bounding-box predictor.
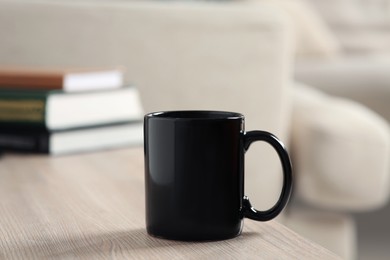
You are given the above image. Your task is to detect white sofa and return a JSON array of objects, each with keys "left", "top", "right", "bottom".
[
  {"left": 293, "top": 1, "right": 390, "bottom": 258},
  {"left": 0, "top": 1, "right": 389, "bottom": 259}
]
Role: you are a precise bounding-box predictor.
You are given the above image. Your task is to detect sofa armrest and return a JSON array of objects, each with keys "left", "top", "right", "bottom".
[{"left": 291, "top": 84, "right": 390, "bottom": 211}]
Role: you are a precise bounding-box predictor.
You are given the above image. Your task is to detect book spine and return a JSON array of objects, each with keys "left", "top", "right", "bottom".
[
  {"left": 0, "top": 91, "right": 48, "bottom": 126},
  {"left": 0, "top": 74, "right": 63, "bottom": 89},
  {"left": 0, "top": 132, "right": 49, "bottom": 153}
]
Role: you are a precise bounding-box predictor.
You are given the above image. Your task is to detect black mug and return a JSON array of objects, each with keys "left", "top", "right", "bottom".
[{"left": 144, "top": 111, "right": 292, "bottom": 241}]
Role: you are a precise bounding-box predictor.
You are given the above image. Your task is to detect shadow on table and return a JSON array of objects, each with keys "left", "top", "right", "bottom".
[{"left": 6, "top": 228, "right": 260, "bottom": 258}]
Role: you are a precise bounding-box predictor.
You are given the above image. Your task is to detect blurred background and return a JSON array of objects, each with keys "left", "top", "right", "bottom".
[{"left": 0, "top": 0, "right": 389, "bottom": 259}]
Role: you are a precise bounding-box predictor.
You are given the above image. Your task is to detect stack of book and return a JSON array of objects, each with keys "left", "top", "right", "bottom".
[{"left": 0, "top": 66, "right": 144, "bottom": 155}]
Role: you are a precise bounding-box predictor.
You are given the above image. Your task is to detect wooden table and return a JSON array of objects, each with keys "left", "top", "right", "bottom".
[{"left": 0, "top": 147, "right": 339, "bottom": 259}]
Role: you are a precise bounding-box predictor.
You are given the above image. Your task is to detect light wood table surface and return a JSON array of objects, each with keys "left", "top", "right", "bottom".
[{"left": 0, "top": 147, "right": 339, "bottom": 259}]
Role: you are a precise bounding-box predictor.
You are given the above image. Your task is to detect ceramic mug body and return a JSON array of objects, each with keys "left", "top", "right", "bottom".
[{"left": 144, "top": 111, "right": 292, "bottom": 241}]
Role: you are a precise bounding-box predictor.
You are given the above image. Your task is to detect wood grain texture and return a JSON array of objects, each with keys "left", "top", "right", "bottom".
[{"left": 0, "top": 147, "right": 339, "bottom": 259}]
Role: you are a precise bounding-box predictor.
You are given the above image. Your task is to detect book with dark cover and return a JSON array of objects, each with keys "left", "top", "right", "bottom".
[{"left": 0, "top": 122, "right": 143, "bottom": 155}]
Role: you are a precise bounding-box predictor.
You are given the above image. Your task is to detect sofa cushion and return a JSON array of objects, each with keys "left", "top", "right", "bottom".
[{"left": 252, "top": 0, "right": 341, "bottom": 58}]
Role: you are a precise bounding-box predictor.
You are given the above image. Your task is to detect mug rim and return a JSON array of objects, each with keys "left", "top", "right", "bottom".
[{"left": 145, "top": 110, "right": 244, "bottom": 121}]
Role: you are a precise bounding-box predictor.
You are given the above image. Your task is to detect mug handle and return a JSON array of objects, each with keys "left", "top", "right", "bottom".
[{"left": 242, "top": 130, "right": 293, "bottom": 221}]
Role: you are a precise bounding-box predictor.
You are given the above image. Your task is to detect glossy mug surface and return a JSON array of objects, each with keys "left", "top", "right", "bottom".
[{"left": 144, "top": 111, "right": 292, "bottom": 241}]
